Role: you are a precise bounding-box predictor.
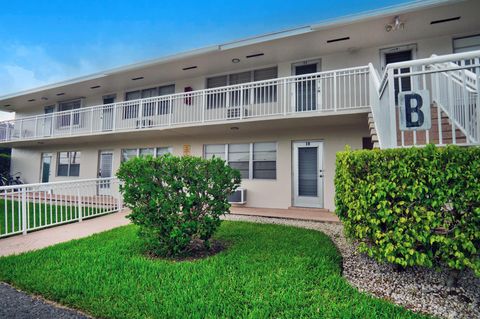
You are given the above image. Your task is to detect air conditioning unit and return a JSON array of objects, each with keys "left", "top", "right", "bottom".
[
  {"left": 228, "top": 187, "right": 247, "bottom": 204},
  {"left": 227, "top": 107, "right": 248, "bottom": 119},
  {"left": 136, "top": 119, "right": 154, "bottom": 128}
]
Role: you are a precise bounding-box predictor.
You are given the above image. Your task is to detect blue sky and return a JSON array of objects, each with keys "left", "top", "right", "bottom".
[{"left": 0, "top": 0, "right": 411, "bottom": 96}]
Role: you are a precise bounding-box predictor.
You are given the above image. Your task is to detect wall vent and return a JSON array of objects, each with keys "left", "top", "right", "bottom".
[
  {"left": 430, "top": 16, "right": 460, "bottom": 25},
  {"left": 327, "top": 36, "right": 350, "bottom": 43}
]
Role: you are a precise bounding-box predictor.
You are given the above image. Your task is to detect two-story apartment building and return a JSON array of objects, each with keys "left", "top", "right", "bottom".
[{"left": 0, "top": 0, "right": 479, "bottom": 211}]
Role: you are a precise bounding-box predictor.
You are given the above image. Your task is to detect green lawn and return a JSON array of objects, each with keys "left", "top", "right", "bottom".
[
  {"left": 0, "top": 222, "right": 430, "bottom": 319},
  {"left": 0, "top": 199, "right": 105, "bottom": 236}
]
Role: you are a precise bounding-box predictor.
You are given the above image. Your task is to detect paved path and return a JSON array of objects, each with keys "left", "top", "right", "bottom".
[
  {"left": 0, "top": 283, "right": 89, "bottom": 319},
  {"left": 230, "top": 206, "right": 340, "bottom": 223},
  {"left": 0, "top": 210, "right": 130, "bottom": 257}
]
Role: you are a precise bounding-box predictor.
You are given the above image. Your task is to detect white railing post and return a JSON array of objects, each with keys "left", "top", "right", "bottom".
[
  {"left": 202, "top": 91, "right": 206, "bottom": 122},
  {"left": 34, "top": 116, "right": 38, "bottom": 138},
  {"left": 387, "top": 68, "right": 397, "bottom": 148},
  {"left": 69, "top": 109, "right": 74, "bottom": 135},
  {"left": 169, "top": 96, "right": 173, "bottom": 126},
  {"left": 77, "top": 188, "right": 83, "bottom": 222},
  {"left": 19, "top": 118, "right": 24, "bottom": 139},
  {"left": 21, "top": 188, "right": 27, "bottom": 235},
  {"left": 90, "top": 107, "right": 95, "bottom": 133},
  {"left": 240, "top": 84, "right": 244, "bottom": 120},
  {"left": 461, "top": 69, "right": 470, "bottom": 143},
  {"left": 333, "top": 71, "right": 338, "bottom": 111},
  {"left": 138, "top": 100, "right": 144, "bottom": 128},
  {"left": 112, "top": 103, "right": 117, "bottom": 131}
]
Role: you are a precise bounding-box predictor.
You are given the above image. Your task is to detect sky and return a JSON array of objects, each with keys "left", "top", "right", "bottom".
[{"left": 0, "top": 0, "right": 412, "bottom": 117}]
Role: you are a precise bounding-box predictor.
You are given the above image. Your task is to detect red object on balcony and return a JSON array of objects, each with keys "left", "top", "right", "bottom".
[{"left": 184, "top": 87, "right": 193, "bottom": 105}]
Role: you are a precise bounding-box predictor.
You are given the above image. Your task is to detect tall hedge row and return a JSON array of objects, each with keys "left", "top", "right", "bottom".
[{"left": 335, "top": 145, "right": 479, "bottom": 276}]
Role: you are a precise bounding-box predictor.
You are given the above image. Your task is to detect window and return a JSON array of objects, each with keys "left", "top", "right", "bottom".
[
  {"left": 57, "top": 151, "right": 81, "bottom": 177},
  {"left": 206, "top": 67, "right": 278, "bottom": 109},
  {"left": 139, "top": 148, "right": 155, "bottom": 157},
  {"left": 254, "top": 67, "right": 278, "bottom": 104},
  {"left": 253, "top": 142, "right": 276, "bottom": 179},
  {"left": 203, "top": 142, "right": 276, "bottom": 179},
  {"left": 204, "top": 144, "right": 226, "bottom": 160},
  {"left": 156, "top": 147, "right": 172, "bottom": 157},
  {"left": 58, "top": 99, "right": 82, "bottom": 127},
  {"left": 228, "top": 144, "right": 250, "bottom": 179},
  {"left": 121, "top": 147, "right": 172, "bottom": 162},
  {"left": 158, "top": 85, "right": 175, "bottom": 115},
  {"left": 124, "top": 85, "right": 176, "bottom": 119},
  {"left": 121, "top": 149, "right": 137, "bottom": 162},
  {"left": 453, "top": 34, "right": 480, "bottom": 53},
  {"left": 124, "top": 91, "right": 141, "bottom": 119}
]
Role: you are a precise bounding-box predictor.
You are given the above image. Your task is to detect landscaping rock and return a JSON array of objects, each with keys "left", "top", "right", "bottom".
[{"left": 225, "top": 215, "right": 480, "bottom": 319}]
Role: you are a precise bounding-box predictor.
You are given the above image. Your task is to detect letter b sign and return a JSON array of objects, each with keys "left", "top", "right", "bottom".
[{"left": 399, "top": 90, "right": 431, "bottom": 131}]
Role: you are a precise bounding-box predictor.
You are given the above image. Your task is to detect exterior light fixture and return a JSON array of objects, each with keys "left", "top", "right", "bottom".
[
  {"left": 230, "top": 126, "right": 239, "bottom": 130},
  {"left": 232, "top": 58, "right": 240, "bottom": 63},
  {"left": 385, "top": 16, "right": 405, "bottom": 32}
]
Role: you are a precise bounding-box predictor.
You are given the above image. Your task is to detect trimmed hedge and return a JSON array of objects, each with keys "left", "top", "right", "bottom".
[
  {"left": 335, "top": 145, "right": 480, "bottom": 276},
  {"left": 117, "top": 154, "right": 241, "bottom": 257}
]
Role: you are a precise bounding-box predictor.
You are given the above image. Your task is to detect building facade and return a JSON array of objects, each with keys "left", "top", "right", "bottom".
[{"left": 0, "top": 0, "right": 479, "bottom": 211}]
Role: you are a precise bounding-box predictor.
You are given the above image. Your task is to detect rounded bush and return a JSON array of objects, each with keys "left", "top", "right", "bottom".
[
  {"left": 117, "top": 154, "right": 241, "bottom": 257},
  {"left": 335, "top": 145, "right": 480, "bottom": 276}
]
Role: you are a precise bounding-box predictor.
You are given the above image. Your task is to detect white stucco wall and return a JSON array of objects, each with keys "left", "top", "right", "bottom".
[{"left": 11, "top": 117, "right": 368, "bottom": 211}]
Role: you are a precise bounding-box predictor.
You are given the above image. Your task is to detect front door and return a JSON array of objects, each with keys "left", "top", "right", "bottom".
[
  {"left": 293, "top": 141, "right": 323, "bottom": 208},
  {"left": 102, "top": 96, "right": 115, "bottom": 131},
  {"left": 384, "top": 50, "right": 413, "bottom": 104},
  {"left": 294, "top": 63, "right": 319, "bottom": 112},
  {"left": 43, "top": 106, "right": 54, "bottom": 136},
  {"left": 98, "top": 151, "right": 113, "bottom": 194},
  {"left": 40, "top": 153, "right": 52, "bottom": 183}
]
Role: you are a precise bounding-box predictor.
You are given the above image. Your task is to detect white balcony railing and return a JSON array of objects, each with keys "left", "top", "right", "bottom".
[{"left": 0, "top": 66, "right": 370, "bottom": 143}]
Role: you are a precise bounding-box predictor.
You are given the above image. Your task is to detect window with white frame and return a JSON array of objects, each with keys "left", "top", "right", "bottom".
[
  {"left": 124, "top": 84, "right": 175, "bottom": 119},
  {"left": 139, "top": 148, "right": 155, "bottom": 157},
  {"left": 253, "top": 142, "right": 277, "bottom": 179},
  {"left": 58, "top": 99, "right": 82, "bottom": 127},
  {"left": 204, "top": 142, "right": 276, "bottom": 180},
  {"left": 121, "top": 147, "right": 172, "bottom": 162},
  {"left": 156, "top": 147, "right": 172, "bottom": 157},
  {"left": 206, "top": 67, "right": 278, "bottom": 109},
  {"left": 57, "top": 151, "right": 81, "bottom": 176},
  {"left": 453, "top": 34, "right": 480, "bottom": 53},
  {"left": 228, "top": 144, "right": 250, "bottom": 178}
]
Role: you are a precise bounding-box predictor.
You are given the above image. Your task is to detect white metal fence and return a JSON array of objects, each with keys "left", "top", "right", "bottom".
[
  {"left": 0, "top": 66, "right": 370, "bottom": 143},
  {"left": 370, "top": 51, "right": 480, "bottom": 148},
  {"left": 0, "top": 177, "right": 122, "bottom": 238}
]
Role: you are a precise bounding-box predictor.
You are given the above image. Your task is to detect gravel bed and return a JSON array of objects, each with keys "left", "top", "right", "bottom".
[
  {"left": 225, "top": 214, "right": 480, "bottom": 319},
  {"left": 0, "top": 282, "right": 90, "bottom": 319}
]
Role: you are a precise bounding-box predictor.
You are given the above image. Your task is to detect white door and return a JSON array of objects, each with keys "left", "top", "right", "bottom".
[
  {"left": 98, "top": 151, "right": 113, "bottom": 194},
  {"left": 293, "top": 141, "right": 324, "bottom": 208}
]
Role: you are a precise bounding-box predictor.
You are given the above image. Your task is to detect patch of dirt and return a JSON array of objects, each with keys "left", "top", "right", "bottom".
[{"left": 146, "top": 239, "right": 228, "bottom": 262}]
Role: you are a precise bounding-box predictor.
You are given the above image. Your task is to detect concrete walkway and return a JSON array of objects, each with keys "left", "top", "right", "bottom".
[
  {"left": 230, "top": 206, "right": 340, "bottom": 223},
  {"left": 0, "top": 210, "right": 130, "bottom": 257}
]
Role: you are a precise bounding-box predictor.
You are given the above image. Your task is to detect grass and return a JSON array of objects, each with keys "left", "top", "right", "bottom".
[
  {"left": 0, "top": 199, "right": 103, "bottom": 236},
  {"left": 0, "top": 222, "right": 430, "bottom": 319}
]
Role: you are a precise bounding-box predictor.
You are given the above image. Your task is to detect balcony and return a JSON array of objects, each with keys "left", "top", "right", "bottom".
[{"left": 0, "top": 66, "right": 370, "bottom": 144}]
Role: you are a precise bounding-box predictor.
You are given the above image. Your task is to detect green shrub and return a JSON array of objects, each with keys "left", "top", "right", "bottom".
[
  {"left": 117, "top": 154, "right": 241, "bottom": 257},
  {"left": 335, "top": 145, "right": 480, "bottom": 276}
]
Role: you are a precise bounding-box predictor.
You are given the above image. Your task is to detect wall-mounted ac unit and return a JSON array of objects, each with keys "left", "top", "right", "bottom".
[
  {"left": 227, "top": 107, "right": 248, "bottom": 119},
  {"left": 228, "top": 187, "right": 247, "bottom": 204}
]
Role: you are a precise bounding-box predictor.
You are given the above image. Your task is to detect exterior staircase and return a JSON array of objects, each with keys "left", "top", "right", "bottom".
[
  {"left": 368, "top": 112, "right": 380, "bottom": 148},
  {"left": 395, "top": 104, "right": 467, "bottom": 146}
]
